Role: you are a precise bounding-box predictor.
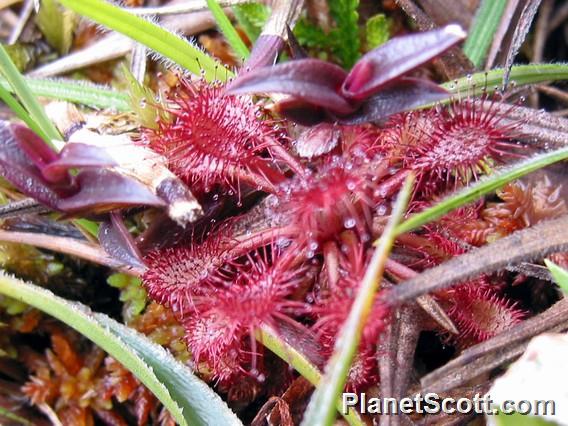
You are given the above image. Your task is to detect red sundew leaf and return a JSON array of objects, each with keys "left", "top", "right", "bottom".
[
  {"left": 0, "top": 122, "right": 65, "bottom": 209},
  {"left": 227, "top": 59, "right": 355, "bottom": 115},
  {"left": 244, "top": 34, "right": 285, "bottom": 70},
  {"left": 99, "top": 212, "right": 145, "bottom": 270},
  {"left": 338, "top": 77, "right": 449, "bottom": 124},
  {"left": 42, "top": 143, "right": 118, "bottom": 183},
  {"left": 57, "top": 169, "right": 165, "bottom": 214},
  {"left": 341, "top": 24, "right": 466, "bottom": 101}
]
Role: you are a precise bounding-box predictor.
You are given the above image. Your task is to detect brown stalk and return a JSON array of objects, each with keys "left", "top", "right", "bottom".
[
  {"left": 419, "top": 299, "right": 568, "bottom": 395},
  {"left": 383, "top": 215, "right": 568, "bottom": 306},
  {"left": 0, "top": 229, "right": 145, "bottom": 276}
]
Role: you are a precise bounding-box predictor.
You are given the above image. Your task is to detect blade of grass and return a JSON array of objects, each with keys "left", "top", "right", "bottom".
[
  {"left": 442, "top": 64, "right": 568, "bottom": 96},
  {"left": 395, "top": 146, "right": 568, "bottom": 235},
  {"left": 206, "top": 0, "right": 250, "bottom": 59},
  {"left": 257, "top": 326, "right": 365, "bottom": 426},
  {"left": 0, "top": 271, "right": 242, "bottom": 426},
  {"left": 0, "top": 77, "right": 130, "bottom": 111},
  {"left": 57, "top": 0, "right": 232, "bottom": 82},
  {"left": 301, "top": 174, "right": 414, "bottom": 426},
  {"left": 0, "top": 45, "right": 61, "bottom": 146},
  {"left": 463, "top": 0, "right": 508, "bottom": 68},
  {"left": 544, "top": 260, "right": 568, "bottom": 295},
  {"left": 0, "top": 83, "right": 45, "bottom": 137},
  {"left": 0, "top": 406, "right": 33, "bottom": 426}
]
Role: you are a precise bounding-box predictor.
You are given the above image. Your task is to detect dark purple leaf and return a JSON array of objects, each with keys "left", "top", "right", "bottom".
[
  {"left": 57, "top": 169, "right": 165, "bottom": 214},
  {"left": 227, "top": 59, "right": 355, "bottom": 115},
  {"left": 341, "top": 24, "right": 466, "bottom": 101},
  {"left": 275, "top": 97, "right": 329, "bottom": 126},
  {"left": 244, "top": 34, "right": 285, "bottom": 70},
  {"left": 0, "top": 122, "right": 64, "bottom": 209},
  {"left": 337, "top": 77, "right": 449, "bottom": 124},
  {"left": 99, "top": 212, "right": 145, "bottom": 269},
  {"left": 42, "top": 143, "right": 118, "bottom": 183},
  {"left": 11, "top": 124, "right": 58, "bottom": 169}
]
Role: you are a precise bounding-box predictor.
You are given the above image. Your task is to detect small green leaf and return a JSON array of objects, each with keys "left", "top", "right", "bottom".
[
  {"left": 544, "top": 259, "right": 568, "bottom": 295},
  {"left": 302, "top": 175, "right": 414, "bottom": 426},
  {"left": 329, "top": 0, "right": 361, "bottom": 68},
  {"left": 57, "top": 0, "right": 231, "bottom": 82},
  {"left": 3, "top": 44, "right": 34, "bottom": 72},
  {"left": 36, "top": 0, "right": 77, "bottom": 55},
  {"left": 122, "top": 65, "right": 166, "bottom": 129},
  {"left": 0, "top": 271, "right": 242, "bottom": 426},
  {"left": 206, "top": 0, "right": 249, "bottom": 59},
  {"left": 493, "top": 411, "right": 556, "bottom": 426},
  {"left": 463, "top": 0, "right": 508, "bottom": 68},
  {"left": 294, "top": 18, "right": 334, "bottom": 49},
  {"left": 365, "top": 14, "right": 391, "bottom": 50},
  {"left": 396, "top": 147, "right": 568, "bottom": 235},
  {"left": 107, "top": 272, "right": 147, "bottom": 322},
  {"left": 232, "top": 3, "right": 270, "bottom": 42}
]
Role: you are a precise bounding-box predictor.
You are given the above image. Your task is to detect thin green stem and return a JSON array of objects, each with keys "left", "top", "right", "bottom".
[
  {"left": 395, "top": 147, "right": 568, "bottom": 235},
  {"left": 301, "top": 174, "right": 414, "bottom": 426},
  {"left": 0, "top": 44, "right": 61, "bottom": 146},
  {"left": 257, "top": 326, "right": 365, "bottom": 426},
  {"left": 206, "top": 0, "right": 250, "bottom": 59}
]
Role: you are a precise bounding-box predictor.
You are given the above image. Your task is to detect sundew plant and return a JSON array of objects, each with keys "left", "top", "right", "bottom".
[{"left": 0, "top": 0, "right": 567, "bottom": 425}]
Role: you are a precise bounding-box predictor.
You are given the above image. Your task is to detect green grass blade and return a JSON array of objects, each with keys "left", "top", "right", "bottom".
[
  {"left": 395, "top": 147, "right": 568, "bottom": 235},
  {"left": 57, "top": 0, "right": 232, "bottom": 82},
  {"left": 463, "top": 0, "right": 507, "bottom": 68},
  {"left": 206, "top": 0, "right": 249, "bottom": 59},
  {"left": 0, "top": 77, "right": 130, "bottom": 110},
  {"left": 0, "top": 406, "right": 33, "bottom": 426},
  {"left": 301, "top": 175, "right": 414, "bottom": 426},
  {"left": 442, "top": 64, "right": 568, "bottom": 96},
  {"left": 258, "top": 326, "right": 365, "bottom": 426},
  {"left": 0, "top": 83, "right": 45, "bottom": 137},
  {"left": 0, "top": 45, "right": 61, "bottom": 146},
  {"left": 0, "top": 271, "right": 242, "bottom": 426},
  {"left": 544, "top": 260, "right": 568, "bottom": 295}
]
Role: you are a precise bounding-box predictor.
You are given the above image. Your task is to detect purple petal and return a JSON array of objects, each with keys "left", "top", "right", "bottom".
[
  {"left": 227, "top": 59, "right": 355, "bottom": 115},
  {"left": 342, "top": 25, "right": 466, "bottom": 101},
  {"left": 57, "top": 169, "right": 165, "bottom": 214},
  {"left": 11, "top": 124, "right": 58, "bottom": 168},
  {"left": 99, "top": 212, "right": 145, "bottom": 269},
  {"left": 243, "top": 34, "right": 285, "bottom": 70},
  {"left": 337, "top": 77, "right": 449, "bottom": 124},
  {"left": 0, "top": 122, "right": 65, "bottom": 209},
  {"left": 42, "top": 143, "right": 118, "bottom": 183}
]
